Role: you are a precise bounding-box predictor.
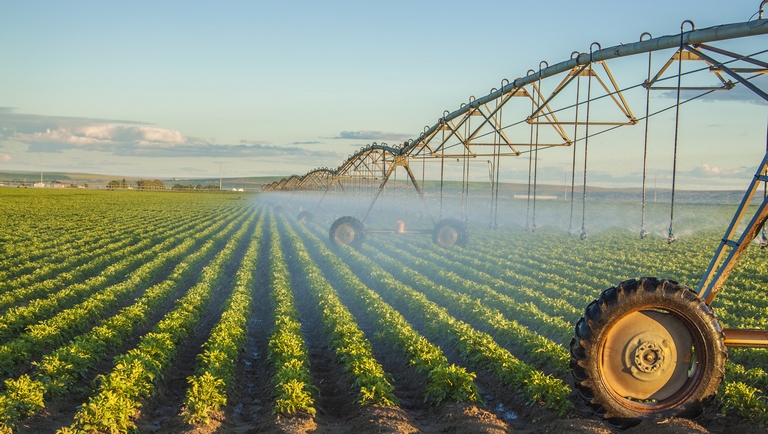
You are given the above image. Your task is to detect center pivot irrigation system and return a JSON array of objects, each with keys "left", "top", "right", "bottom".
[{"left": 265, "top": 2, "right": 768, "bottom": 427}]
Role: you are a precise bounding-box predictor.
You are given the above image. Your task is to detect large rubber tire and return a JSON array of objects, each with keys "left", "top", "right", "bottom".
[
  {"left": 570, "top": 277, "right": 726, "bottom": 428},
  {"left": 432, "top": 218, "right": 468, "bottom": 248},
  {"left": 297, "top": 211, "right": 313, "bottom": 224},
  {"left": 329, "top": 216, "right": 365, "bottom": 247}
]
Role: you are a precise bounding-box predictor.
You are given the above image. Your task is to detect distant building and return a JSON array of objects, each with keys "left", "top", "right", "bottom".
[{"left": 33, "top": 182, "right": 45, "bottom": 188}]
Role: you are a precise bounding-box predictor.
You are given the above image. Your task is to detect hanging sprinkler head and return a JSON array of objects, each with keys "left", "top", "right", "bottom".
[
  {"left": 668, "top": 228, "right": 676, "bottom": 245},
  {"left": 580, "top": 230, "right": 588, "bottom": 240},
  {"left": 640, "top": 228, "right": 648, "bottom": 240},
  {"left": 760, "top": 228, "right": 768, "bottom": 250}
]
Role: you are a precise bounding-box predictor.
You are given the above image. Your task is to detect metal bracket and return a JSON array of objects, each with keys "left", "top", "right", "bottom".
[{"left": 698, "top": 152, "right": 768, "bottom": 304}]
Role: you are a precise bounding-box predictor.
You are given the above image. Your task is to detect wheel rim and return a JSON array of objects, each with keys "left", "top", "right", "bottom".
[
  {"left": 333, "top": 223, "right": 356, "bottom": 245},
  {"left": 600, "top": 309, "right": 697, "bottom": 408},
  {"left": 436, "top": 226, "right": 458, "bottom": 247}
]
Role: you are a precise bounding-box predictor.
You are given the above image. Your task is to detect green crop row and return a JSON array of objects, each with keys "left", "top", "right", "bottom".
[
  {"left": 0, "top": 230, "right": 138, "bottom": 290},
  {"left": 1, "top": 234, "right": 139, "bottom": 296},
  {"left": 374, "top": 237, "right": 574, "bottom": 345},
  {"left": 0, "top": 209, "right": 250, "bottom": 432},
  {"left": 0, "top": 190, "right": 222, "bottom": 270},
  {"left": 266, "top": 216, "right": 316, "bottom": 417},
  {"left": 0, "top": 211, "right": 215, "bottom": 313},
  {"left": 718, "top": 360, "right": 768, "bottom": 422},
  {"left": 61, "top": 210, "right": 255, "bottom": 433},
  {"left": 0, "top": 210, "right": 248, "bottom": 377},
  {"left": 292, "top": 219, "right": 481, "bottom": 405},
  {"left": 0, "top": 201, "right": 178, "bottom": 275},
  {"left": 389, "top": 236, "right": 583, "bottom": 320},
  {"left": 331, "top": 237, "right": 572, "bottom": 415},
  {"left": 0, "top": 207, "right": 182, "bottom": 289},
  {"left": 360, "top": 243, "right": 570, "bottom": 375},
  {"left": 0, "top": 221, "right": 199, "bottom": 344},
  {"left": 279, "top": 216, "right": 398, "bottom": 408},
  {"left": 182, "top": 211, "right": 265, "bottom": 424}
]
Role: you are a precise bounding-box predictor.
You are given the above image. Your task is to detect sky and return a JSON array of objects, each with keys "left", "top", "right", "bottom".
[{"left": 1, "top": 0, "right": 767, "bottom": 189}]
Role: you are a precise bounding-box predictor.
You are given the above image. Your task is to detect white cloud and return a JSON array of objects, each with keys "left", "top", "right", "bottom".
[
  {"left": 10, "top": 125, "right": 188, "bottom": 148},
  {"left": 111, "top": 142, "right": 341, "bottom": 158},
  {"left": 701, "top": 164, "right": 723, "bottom": 175},
  {"left": 239, "top": 139, "right": 273, "bottom": 145},
  {"left": 0, "top": 153, "right": 10, "bottom": 163},
  {"left": 131, "top": 127, "right": 186, "bottom": 146},
  {"left": 691, "top": 163, "right": 743, "bottom": 177},
  {"left": 0, "top": 108, "right": 341, "bottom": 159}
]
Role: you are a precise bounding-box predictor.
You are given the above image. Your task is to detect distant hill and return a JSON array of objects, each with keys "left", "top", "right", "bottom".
[
  {"left": 0, "top": 170, "right": 286, "bottom": 190},
  {"left": 0, "top": 170, "right": 133, "bottom": 186}
]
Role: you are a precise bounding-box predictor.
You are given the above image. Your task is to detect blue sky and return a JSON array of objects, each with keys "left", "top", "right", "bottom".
[{"left": 1, "top": 0, "right": 766, "bottom": 189}]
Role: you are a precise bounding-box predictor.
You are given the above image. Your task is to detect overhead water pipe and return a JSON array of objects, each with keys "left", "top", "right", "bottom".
[{"left": 402, "top": 18, "right": 768, "bottom": 157}]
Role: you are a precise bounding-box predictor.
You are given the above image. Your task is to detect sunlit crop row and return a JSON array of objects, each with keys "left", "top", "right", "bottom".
[
  {"left": 0, "top": 212, "right": 246, "bottom": 432},
  {"left": 279, "top": 216, "right": 398, "bottom": 407},
  {"left": 183, "top": 212, "right": 265, "bottom": 423},
  {"left": 266, "top": 218, "right": 316, "bottom": 417},
  {"left": 64, "top": 212, "right": 255, "bottom": 433},
  {"left": 292, "top": 217, "right": 482, "bottom": 405}
]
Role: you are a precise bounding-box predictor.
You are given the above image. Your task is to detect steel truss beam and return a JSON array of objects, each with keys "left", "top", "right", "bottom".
[{"left": 263, "top": 18, "right": 768, "bottom": 194}]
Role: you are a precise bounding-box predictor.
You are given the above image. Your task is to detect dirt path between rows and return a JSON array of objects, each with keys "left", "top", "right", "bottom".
[{"left": 132, "top": 223, "right": 254, "bottom": 433}]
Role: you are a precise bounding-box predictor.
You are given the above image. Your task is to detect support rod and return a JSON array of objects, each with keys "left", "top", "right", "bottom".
[
  {"left": 361, "top": 166, "right": 395, "bottom": 224},
  {"left": 699, "top": 151, "right": 768, "bottom": 304},
  {"left": 684, "top": 44, "right": 768, "bottom": 102}
]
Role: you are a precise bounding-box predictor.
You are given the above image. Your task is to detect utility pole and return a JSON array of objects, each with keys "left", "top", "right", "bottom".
[{"left": 219, "top": 164, "right": 222, "bottom": 191}]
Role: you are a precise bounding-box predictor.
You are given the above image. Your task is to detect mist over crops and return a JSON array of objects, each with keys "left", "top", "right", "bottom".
[{"left": 269, "top": 183, "right": 747, "bottom": 241}]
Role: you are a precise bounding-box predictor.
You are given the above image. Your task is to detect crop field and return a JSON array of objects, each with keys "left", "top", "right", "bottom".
[{"left": 1, "top": 188, "right": 767, "bottom": 433}]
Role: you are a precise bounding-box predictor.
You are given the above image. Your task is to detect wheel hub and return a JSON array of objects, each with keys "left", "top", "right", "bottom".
[
  {"left": 334, "top": 224, "right": 355, "bottom": 244},
  {"left": 601, "top": 310, "right": 694, "bottom": 401},
  {"left": 633, "top": 341, "right": 665, "bottom": 374},
  {"left": 437, "top": 226, "right": 458, "bottom": 246}
]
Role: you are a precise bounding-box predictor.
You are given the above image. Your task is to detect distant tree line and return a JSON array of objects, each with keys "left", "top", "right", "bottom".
[
  {"left": 107, "top": 179, "right": 166, "bottom": 190},
  {"left": 137, "top": 179, "right": 165, "bottom": 190},
  {"left": 107, "top": 179, "right": 129, "bottom": 189}
]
